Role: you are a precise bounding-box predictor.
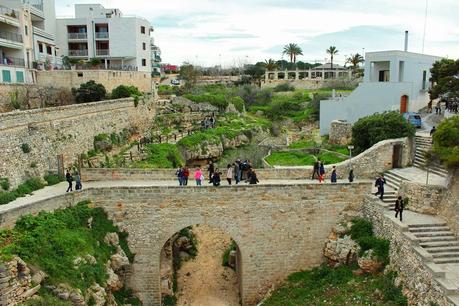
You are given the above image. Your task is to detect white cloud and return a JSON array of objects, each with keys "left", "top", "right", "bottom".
[{"left": 56, "top": 0, "right": 459, "bottom": 66}]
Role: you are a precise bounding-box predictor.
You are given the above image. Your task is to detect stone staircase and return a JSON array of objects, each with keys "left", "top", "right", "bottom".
[
  {"left": 413, "top": 135, "right": 448, "bottom": 177},
  {"left": 379, "top": 171, "right": 405, "bottom": 210},
  {"left": 409, "top": 223, "right": 459, "bottom": 264}
]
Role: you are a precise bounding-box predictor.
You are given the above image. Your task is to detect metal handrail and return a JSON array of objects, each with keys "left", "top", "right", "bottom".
[
  {"left": 0, "top": 56, "right": 25, "bottom": 67},
  {"left": 95, "top": 32, "right": 109, "bottom": 39},
  {"left": 0, "top": 30, "right": 23, "bottom": 43},
  {"left": 0, "top": 6, "right": 19, "bottom": 19},
  {"left": 68, "top": 32, "right": 88, "bottom": 40},
  {"left": 69, "top": 50, "right": 88, "bottom": 56},
  {"left": 96, "top": 49, "right": 109, "bottom": 56}
]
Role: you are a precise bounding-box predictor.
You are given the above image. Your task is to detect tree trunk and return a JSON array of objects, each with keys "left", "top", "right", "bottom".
[{"left": 331, "top": 55, "right": 334, "bottom": 70}]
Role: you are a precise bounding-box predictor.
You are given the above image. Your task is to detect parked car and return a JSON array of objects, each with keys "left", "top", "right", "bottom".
[
  {"left": 403, "top": 112, "right": 422, "bottom": 128},
  {"left": 171, "top": 79, "right": 180, "bottom": 86}
]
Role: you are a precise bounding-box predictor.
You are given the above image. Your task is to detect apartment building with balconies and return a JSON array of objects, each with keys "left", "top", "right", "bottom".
[
  {"left": 150, "top": 37, "right": 161, "bottom": 76},
  {"left": 0, "top": 0, "right": 58, "bottom": 83},
  {"left": 56, "top": 4, "right": 152, "bottom": 73}
]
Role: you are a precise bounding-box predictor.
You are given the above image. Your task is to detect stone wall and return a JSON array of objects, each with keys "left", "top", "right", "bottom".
[
  {"left": 81, "top": 137, "right": 413, "bottom": 182},
  {"left": 437, "top": 172, "right": 459, "bottom": 237},
  {"left": 0, "top": 84, "right": 74, "bottom": 113},
  {"left": 361, "top": 195, "right": 451, "bottom": 305},
  {"left": 0, "top": 182, "right": 372, "bottom": 306},
  {"left": 36, "top": 70, "right": 152, "bottom": 92},
  {"left": 0, "top": 96, "right": 156, "bottom": 188},
  {"left": 398, "top": 180, "right": 446, "bottom": 215},
  {"left": 329, "top": 120, "right": 352, "bottom": 145}
]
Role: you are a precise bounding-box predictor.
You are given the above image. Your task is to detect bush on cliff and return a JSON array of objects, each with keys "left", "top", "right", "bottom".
[
  {"left": 432, "top": 116, "right": 459, "bottom": 169},
  {"left": 350, "top": 218, "right": 390, "bottom": 266},
  {"left": 111, "top": 85, "right": 142, "bottom": 99},
  {"left": 351, "top": 111, "right": 415, "bottom": 153},
  {"left": 130, "top": 143, "right": 184, "bottom": 169},
  {"left": 0, "top": 177, "right": 45, "bottom": 205},
  {"left": 72, "top": 80, "right": 107, "bottom": 103}
]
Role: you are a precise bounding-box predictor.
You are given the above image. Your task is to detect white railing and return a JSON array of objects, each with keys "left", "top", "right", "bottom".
[
  {"left": 68, "top": 33, "right": 88, "bottom": 40},
  {"left": 96, "top": 49, "right": 109, "bottom": 56},
  {"left": 95, "top": 32, "right": 109, "bottom": 39},
  {"left": 69, "top": 50, "right": 88, "bottom": 57}
]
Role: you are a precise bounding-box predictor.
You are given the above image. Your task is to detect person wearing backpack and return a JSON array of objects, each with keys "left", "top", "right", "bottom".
[{"left": 65, "top": 169, "right": 73, "bottom": 192}]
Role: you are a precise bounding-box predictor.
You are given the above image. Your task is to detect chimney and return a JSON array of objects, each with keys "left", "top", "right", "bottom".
[{"left": 404, "top": 31, "right": 409, "bottom": 52}]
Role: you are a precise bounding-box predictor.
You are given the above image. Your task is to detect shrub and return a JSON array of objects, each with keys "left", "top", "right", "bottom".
[
  {"left": 349, "top": 218, "right": 373, "bottom": 240},
  {"left": 222, "top": 240, "right": 237, "bottom": 268},
  {"left": 21, "top": 143, "right": 31, "bottom": 153},
  {"left": 0, "top": 178, "right": 10, "bottom": 191},
  {"left": 111, "top": 85, "right": 142, "bottom": 99},
  {"left": 10, "top": 90, "right": 20, "bottom": 109},
  {"left": 72, "top": 81, "right": 107, "bottom": 103},
  {"left": 44, "top": 174, "right": 62, "bottom": 186},
  {"left": 228, "top": 96, "right": 245, "bottom": 112},
  {"left": 432, "top": 116, "right": 459, "bottom": 169},
  {"left": 352, "top": 111, "right": 415, "bottom": 153},
  {"left": 273, "top": 82, "right": 295, "bottom": 92},
  {"left": 158, "top": 85, "right": 176, "bottom": 96},
  {"left": 130, "top": 144, "right": 184, "bottom": 169},
  {"left": 162, "top": 295, "right": 177, "bottom": 306},
  {"left": 0, "top": 177, "right": 45, "bottom": 205}
]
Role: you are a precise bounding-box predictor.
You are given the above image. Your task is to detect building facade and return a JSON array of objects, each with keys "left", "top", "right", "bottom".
[
  {"left": 150, "top": 37, "right": 161, "bottom": 76},
  {"left": 320, "top": 50, "right": 442, "bottom": 135},
  {"left": 0, "top": 0, "right": 58, "bottom": 83},
  {"left": 56, "top": 4, "right": 153, "bottom": 73}
]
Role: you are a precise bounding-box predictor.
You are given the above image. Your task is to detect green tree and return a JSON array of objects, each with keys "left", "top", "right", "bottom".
[
  {"left": 72, "top": 81, "right": 107, "bottom": 103},
  {"left": 244, "top": 63, "right": 266, "bottom": 82},
  {"left": 326, "top": 46, "right": 339, "bottom": 70},
  {"left": 345, "top": 53, "right": 364, "bottom": 70},
  {"left": 111, "top": 85, "right": 142, "bottom": 99},
  {"left": 432, "top": 116, "right": 459, "bottom": 169},
  {"left": 263, "top": 59, "right": 278, "bottom": 71},
  {"left": 179, "top": 62, "right": 201, "bottom": 92},
  {"left": 283, "top": 43, "right": 303, "bottom": 63},
  {"left": 429, "top": 58, "right": 459, "bottom": 100},
  {"left": 351, "top": 111, "right": 415, "bottom": 153}
]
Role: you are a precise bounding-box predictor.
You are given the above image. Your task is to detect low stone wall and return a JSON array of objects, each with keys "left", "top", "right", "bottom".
[
  {"left": 361, "top": 195, "right": 451, "bottom": 305},
  {"left": 0, "top": 95, "right": 156, "bottom": 188},
  {"left": 437, "top": 172, "right": 459, "bottom": 237},
  {"left": 0, "top": 84, "right": 74, "bottom": 113},
  {"left": 261, "top": 79, "right": 325, "bottom": 90},
  {"left": 36, "top": 70, "right": 152, "bottom": 92},
  {"left": 329, "top": 120, "right": 352, "bottom": 145},
  {"left": 398, "top": 180, "right": 446, "bottom": 215}
]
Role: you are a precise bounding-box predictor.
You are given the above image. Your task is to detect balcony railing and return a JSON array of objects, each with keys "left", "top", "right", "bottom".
[
  {"left": 0, "top": 56, "right": 25, "bottom": 67},
  {"left": 96, "top": 49, "right": 109, "bottom": 56},
  {"left": 68, "top": 32, "right": 88, "bottom": 40},
  {"left": 95, "top": 32, "right": 109, "bottom": 39},
  {"left": 22, "top": 0, "right": 43, "bottom": 12},
  {"left": 0, "top": 6, "right": 19, "bottom": 19},
  {"left": 69, "top": 50, "right": 88, "bottom": 57},
  {"left": 0, "top": 30, "right": 23, "bottom": 43}
]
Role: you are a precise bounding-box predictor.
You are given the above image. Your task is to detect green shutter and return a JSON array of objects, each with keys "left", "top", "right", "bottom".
[
  {"left": 2, "top": 70, "right": 11, "bottom": 83},
  {"left": 16, "top": 71, "right": 24, "bottom": 83}
]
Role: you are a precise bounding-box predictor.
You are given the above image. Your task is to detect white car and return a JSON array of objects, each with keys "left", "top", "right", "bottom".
[{"left": 171, "top": 79, "right": 180, "bottom": 86}]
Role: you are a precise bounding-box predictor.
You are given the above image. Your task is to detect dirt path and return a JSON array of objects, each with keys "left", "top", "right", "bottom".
[{"left": 176, "top": 225, "right": 240, "bottom": 306}]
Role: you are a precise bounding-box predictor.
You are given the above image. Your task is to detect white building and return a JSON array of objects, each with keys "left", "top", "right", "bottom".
[
  {"left": 320, "top": 50, "right": 442, "bottom": 135},
  {"left": 56, "top": 4, "right": 152, "bottom": 73},
  {"left": 150, "top": 37, "right": 161, "bottom": 76},
  {"left": 0, "top": 0, "right": 58, "bottom": 83}
]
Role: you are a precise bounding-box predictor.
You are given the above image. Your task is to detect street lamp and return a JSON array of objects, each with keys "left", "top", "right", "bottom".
[{"left": 348, "top": 145, "right": 354, "bottom": 169}]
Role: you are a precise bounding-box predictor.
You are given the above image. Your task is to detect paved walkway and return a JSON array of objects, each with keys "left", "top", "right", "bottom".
[{"left": 389, "top": 167, "right": 448, "bottom": 187}]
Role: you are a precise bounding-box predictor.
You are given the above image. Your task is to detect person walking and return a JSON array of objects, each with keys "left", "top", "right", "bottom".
[
  {"left": 175, "top": 167, "right": 184, "bottom": 186},
  {"left": 74, "top": 171, "right": 82, "bottom": 190},
  {"left": 194, "top": 168, "right": 203, "bottom": 186},
  {"left": 394, "top": 196, "right": 404, "bottom": 221},
  {"left": 330, "top": 166, "right": 337, "bottom": 183},
  {"left": 183, "top": 167, "right": 190, "bottom": 186},
  {"left": 248, "top": 169, "right": 259, "bottom": 185},
  {"left": 430, "top": 126, "right": 436, "bottom": 136},
  {"left": 312, "top": 159, "right": 320, "bottom": 180},
  {"left": 374, "top": 174, "right": 386, "bottom": 200},
  {"left": 226, "top": 164, "right": 233, "bottom": 185},
  {"left": 348, "top": 169, "right": 354, "bottom": 183},
  {"left": 207, "top": 161, "right": 215, "bottom": 184},
  {"left": 212, "top": 169, "right": 221, "bottom": 186},
  {"left": 234, "top": 161, "right": 241, "bottom": 184},
  {"left": 65, "top": 169, "right": 73, "bottom": 192},
  {"left": 318, "top": 161, "right": 325, "bottom": 183}
]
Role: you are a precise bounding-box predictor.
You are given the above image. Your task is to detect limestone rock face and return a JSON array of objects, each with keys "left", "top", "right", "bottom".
[
  {"left": 221, "top": 134, "right": 250, "bottom": 150},
  {"left": 180, "top": 141, "right": 224, "bottom": 161},
  {"left": 110, "top": 247, "right": 130, "bottom": 272},
  {"left": 88, "top": 283, "right": 107, "bottom": 306},
  {"left": 358, "top": 249, "right": 383, "bottom": 274},
  {"left": 104, "top": 232, "right": 120, "bottom": 246},
  {"left": 106, "top": 266, "right": 123, "bottom": 291},
  {"left": 323, "top": 235, "right": 360, "bottom": 265}
]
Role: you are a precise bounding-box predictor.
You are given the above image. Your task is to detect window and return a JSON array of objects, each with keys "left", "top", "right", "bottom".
[
  {"left": 2, "top": 70, "right": 11, "bottom": 83},
  {"left": 142, "top": 42, "right": 146, "bottom": 50},
  {"left": 46, "top": 46, "right": 52, "bottom": 55},
  {"left": 77, "top": 72, "right": 83, "bottom": 77},
  {"left": 141, "top": 26, "right": 145, "bottom": 34},
  {"left": 24, "top": 25, "right": 28, "bottom": 36},
  {"left": 142, "top": 59, "right": 146, "bottom": 66},
  {"left": 38, "top": 43, "right": 43, "bottom": 53},
  {"left": 422, "top": 70, "right": 427, "bottom": 90},
  {"left": 16, "top": 71, "right": 24, "bottom": 83}
]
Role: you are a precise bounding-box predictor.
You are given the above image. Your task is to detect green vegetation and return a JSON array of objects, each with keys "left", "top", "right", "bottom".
[
  {"left": 43, "top": 173, "right": 62, "bottom": 186},
  {"left": 10, "top": 90, "right": 20, "bottom": 109},
  {"left": 0, "top": 177, "right": 45, "bottom": 205},
  {"left": 158, "top": 85, "right": 177, "bottom": 96},
  {"left": 0, "top": 177, "right": 10, "bottom": 191},
  {"left": 21, "top": 143, "right": 31, "bottom": 153},
  {"left": 352, "top": 111, "right": 415, "bottom": 154},
  {"left": 432, "top": 116, "right": 459, "bottom": 169},
  {"left": 162, "top": 295, "right": 177, "bottom": 306},
  {"left": 113, "top": 287, "right": 142, "bottom": 306},
  {"left": 265, "top": 151, "right": 316, "bottom": 166},
  {"left": 111, "top": 85, "right": 142, "bottom": 99},
  {"left": 0, "top": 201, "right": 134, "bottom": 294},
  {"left": 22, "top": 288, "right": 72, "bottom": 306},
  {"left": 429, "top": 58, "right": 459, "bottom": 100},
  {"left": 264, "top": 264, "right": 406, "bottom": 306},
  {"left": 222, "top": 240, "right": 237, "bottom": 268},
  {"left": 273, "top": 83, "right": 295, "bottom": 92},
  {"left": 217, "top": 144, "right": 269, "bottom": 169},
  {"left": 288, "top": 139, "right": 318, "bottom": 149},
  {"left": 350, "top": 218, "right": 390, "bottom": 266},
  {"left": 72, "top": 81, "right": 107, "bottom": 103},
  {"left": 130, "top": 143, "right": 184, "bottom": 169},
  {"left": 317, "top": 151, "right": 347, "bottom": 164}
]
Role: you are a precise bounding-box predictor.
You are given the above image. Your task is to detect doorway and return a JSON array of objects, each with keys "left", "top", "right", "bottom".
[
  {"left": 392, "top": 144, "right": 403, "bottom": 168},
  {"left": 400, "top": 95, "right": 408, "bottom": 114}
]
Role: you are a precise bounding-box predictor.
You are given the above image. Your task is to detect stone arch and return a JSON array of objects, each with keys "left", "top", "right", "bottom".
[{"left": 159, "top": 222, "right": 243, "bottom": 306}]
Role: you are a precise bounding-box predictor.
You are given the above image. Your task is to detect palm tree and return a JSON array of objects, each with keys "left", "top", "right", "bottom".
[
  {"left": 345, "top": 53, "right": 364, "bottom": 72},
  {"left": 326, "top": 46, "right": 339, "bottom": 70},
  {"left": 283, "top": 43, "right": 303, "bottom": 63},
  {"left": 263, "top": 59, "right": 278, "bottom": 71}
]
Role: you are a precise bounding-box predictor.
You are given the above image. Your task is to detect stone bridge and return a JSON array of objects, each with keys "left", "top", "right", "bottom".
[{"left": 0, "top": 181, "right": 371, "bottom": 305}]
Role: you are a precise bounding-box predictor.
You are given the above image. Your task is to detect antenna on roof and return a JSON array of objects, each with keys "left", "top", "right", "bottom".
[{"left": 422, "top": 0, "right": 429, "bottom": 53}]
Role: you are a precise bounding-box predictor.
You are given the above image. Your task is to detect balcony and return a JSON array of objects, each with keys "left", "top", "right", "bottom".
[
  {"left": 96, "top": 49, "right": 109, "bottom": 56},
  {"left": 0, "top": 56, "right": 25, "bottom": 67},
  {"left": 33, "top": 26, "right": 54, "bottom": 40},
  {"left": 68, "top": 32, "right": 88, "bottom": 40},
  {"left": 0, "top": 6, "right": 19, "bottom": 20},
  {"left": 69, "top": 50, "right": 88, "bottom": 57},
  {"left": 95, "top": 32, "right": 109, "bottom": 39},
  {"left": 0, "top": 30, "right": 23, "bottom": 43}
]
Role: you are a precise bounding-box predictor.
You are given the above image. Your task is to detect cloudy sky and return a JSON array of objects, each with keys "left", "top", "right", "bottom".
[{"left": 56, "top": 0, "right": 459, "bottom": 67}]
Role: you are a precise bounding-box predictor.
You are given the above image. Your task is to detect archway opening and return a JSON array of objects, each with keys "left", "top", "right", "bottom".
[{"left": 160, "top": 224, "right": 242, "bottom": 306}]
